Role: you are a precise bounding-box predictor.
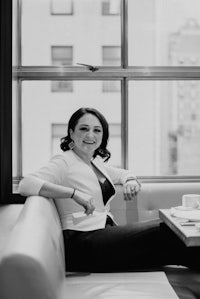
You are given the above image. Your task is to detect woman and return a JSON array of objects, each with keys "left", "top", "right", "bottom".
[{"left": 19, "top": 107, "right": 199, "bottom": 272}]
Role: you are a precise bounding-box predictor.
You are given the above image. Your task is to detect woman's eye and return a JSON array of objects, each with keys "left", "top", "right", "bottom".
[
  {"left": 80, "top": 127, "right": 88, "bottom": 131},
  {"left": 94, "top": 129, "right": 102, "bottom": 133}
]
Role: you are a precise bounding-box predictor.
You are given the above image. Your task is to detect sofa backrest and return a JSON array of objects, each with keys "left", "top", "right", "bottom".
[
  {"left": 111, "top": 182, "right": 200, "bottom": 225},
  {"left": 0, "top": 196, "right": 65, "bottom": 299}
]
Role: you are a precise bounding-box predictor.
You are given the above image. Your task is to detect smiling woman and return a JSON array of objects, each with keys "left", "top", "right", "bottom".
[
  {"left": 60, "top": 107, "right": 111, "bottom": 162},
  {"left": 69, "top": 114, "right": 104, "bottom": 164},
  {"left": 18, "top": 106, "right": 200, "bottom": 273},
  {"left": 19, "top": 106, "right": 139, "bottom": 221}
]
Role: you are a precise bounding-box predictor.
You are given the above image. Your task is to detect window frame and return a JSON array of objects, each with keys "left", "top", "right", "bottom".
[
  {"left": 1, "top": 0, "right": 200, "bottom": 204},
  {"left": 1, "top": 0, "right": 23, "bottom": 203}
]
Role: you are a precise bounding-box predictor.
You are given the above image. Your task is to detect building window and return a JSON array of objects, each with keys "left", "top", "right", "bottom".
[
  {"left": 50, "top": 0, "right": 73, "bottom": 15},
  {"left": 102, "top": 0, "right": 120, "bottom": 16},
  {"left": 52, "top": 80, "right": 73, "bottom": 92},
  {"left": 102, "top": 46, "right": 121, "bottom": 92},
  {"left": 51, "top": 46, "right": 73, "bottom": 92}
]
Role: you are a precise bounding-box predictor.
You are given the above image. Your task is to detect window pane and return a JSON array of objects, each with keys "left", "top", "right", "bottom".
[
  {"left": 128, "top": 0, "right": 200, "bottom": 66},
  {"left": 102, "top": 0, "right": 121, "bottom": 15},
  {"left": 128, "top": 81, "right": 200, "bottom": 176},
  {"left": 52, "top": 46, "right": 73, "bottom": 65},
  {"left": 18, "top": 80, "right": 121, "bottom": 177},
  {"left": 102, "top": 46, "right": 120, "bottom": 65},
  {"left": 52, "top": 80, "right": 73, "bottom": 92},
  {"left": 12, "top": 80, "right": 21, "bottom": 184},
  {"left": 50, "top": 0, "right": 73, "bottom": 15},
  {"left": 21, "top": 0, "right": 121, "bottom": 66}
]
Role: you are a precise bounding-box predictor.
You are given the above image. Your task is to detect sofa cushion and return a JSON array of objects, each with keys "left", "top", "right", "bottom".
[{"left": 63, "top": 271, "right": 179, "bottom": 299}]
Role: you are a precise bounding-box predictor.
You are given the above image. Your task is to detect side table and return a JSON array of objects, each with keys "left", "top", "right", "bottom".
[{"left": 159, "top": 209, "right": 200, "bottom": 247}]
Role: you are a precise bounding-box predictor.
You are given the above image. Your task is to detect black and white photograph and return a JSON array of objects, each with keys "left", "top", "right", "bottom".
[{"left": 1, "top": 1, "right": 200, "bottom": 298}]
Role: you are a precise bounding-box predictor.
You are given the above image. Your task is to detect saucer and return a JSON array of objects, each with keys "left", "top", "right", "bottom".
[
  {"left": 174, "top": 206, "right": 194, "bottom": 211},
  {"left": 171, "top": 207, "right": 200, "bottom": 222}
]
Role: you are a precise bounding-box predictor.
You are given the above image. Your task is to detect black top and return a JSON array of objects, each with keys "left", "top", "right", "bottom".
[{"left": 98, "top": 178, "right": 115, "bottom": 205}]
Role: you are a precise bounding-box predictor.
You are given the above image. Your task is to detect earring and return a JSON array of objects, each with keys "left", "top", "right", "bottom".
[{"left": 69, "top": 140, "right": 75, "bottom": 150}]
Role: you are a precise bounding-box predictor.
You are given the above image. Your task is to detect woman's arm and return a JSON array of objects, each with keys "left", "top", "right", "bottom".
[
  {"left": 40, "top": 181, "right": 95, "bottom": 215},
  {"left": 102, "top": 163, "right": 141, "bottom": 200},
  {"left": 18, "top": 155, "right": 68, "bottom": 197},
  {"left": 18, "top": 154, "right": 95, "bottom": 215},
  {"left": 39, "top": 180, "right": 74, "bottom": 199},
  {"left": 19, "top": 176, "right": 95, "bottom": 215},
  {"left": 19, "top": 174, "right": 73, "bottom": 198},
  {"left": 103, "top": 162, "right": 138, "bottom": 185}
]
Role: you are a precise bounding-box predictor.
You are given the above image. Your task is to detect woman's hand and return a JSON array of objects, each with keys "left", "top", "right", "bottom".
[
  {"left": 123, "top": 179, "right": 141, "bottom": 201},
  {"left": 72, "top": 190, "right": 95, "bottom": 215}
]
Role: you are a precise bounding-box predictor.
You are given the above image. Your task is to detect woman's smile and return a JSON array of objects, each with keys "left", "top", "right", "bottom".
[{"left": 83, "top": 140, "right": 95, "bottom": 144}]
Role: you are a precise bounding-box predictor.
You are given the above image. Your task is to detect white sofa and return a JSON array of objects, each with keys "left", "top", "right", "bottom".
[{"left": 0, "top": 184, "right": 200, "bottom": 299}]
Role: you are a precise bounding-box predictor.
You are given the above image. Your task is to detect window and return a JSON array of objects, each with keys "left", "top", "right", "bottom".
[
  {"left": 20, "top": 0, "right": 121, "bottom": 66},
  {"left": 51, "top": 46, "right": 73, "bottom": 92},
  {"left": 128, "top": 80, "right": 200, "bottom": 176},
  {"left": 102, "top": 46, "right": 121, "bottom": 92},
  {"left": 6, "top": 0, "right": 200, "bottom": 200},
  {"left": 19, "top": 80, "right": 121, "bottom": 176},
  {"left": 102, "top": 46, "right": 121, "bottom": 66},
  {"left": 52, "top": 46, "right": 73, "bottom": 66},
  {"left": 102, "top": 0, "right": 120, "bottom": 16},
  {"left": 50, "top": 0, "right": 73, "bottom": 15}
]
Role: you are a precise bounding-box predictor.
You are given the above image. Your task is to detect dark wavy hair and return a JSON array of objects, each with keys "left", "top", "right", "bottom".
[{"left": 60, "top": 107, "right": 111, "bottom": 161}]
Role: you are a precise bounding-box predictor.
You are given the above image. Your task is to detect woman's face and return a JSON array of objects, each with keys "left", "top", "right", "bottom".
[{"left": 70, "top": 113, "right": 103, "bottom": 157}]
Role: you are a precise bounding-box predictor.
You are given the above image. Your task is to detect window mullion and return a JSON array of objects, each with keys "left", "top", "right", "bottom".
[
  {"left": 121, "top": 0, "right": 128, "bottom": 68},
  {"left": 121, "top": 0, "right": 128, "bottom": 169}
]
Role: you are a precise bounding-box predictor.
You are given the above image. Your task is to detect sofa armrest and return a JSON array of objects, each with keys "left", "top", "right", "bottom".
[{"left": 0, "top": 196, "right": 65, "bottom": 299}]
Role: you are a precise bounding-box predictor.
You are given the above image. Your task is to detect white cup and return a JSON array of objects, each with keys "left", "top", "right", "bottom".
[{"left": 182, "top": 194, "right": 200, "bottom": 209}]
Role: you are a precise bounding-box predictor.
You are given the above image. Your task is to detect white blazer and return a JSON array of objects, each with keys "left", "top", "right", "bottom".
[{"left": 19, "top": 150, "right": 136, "bottom": 231}]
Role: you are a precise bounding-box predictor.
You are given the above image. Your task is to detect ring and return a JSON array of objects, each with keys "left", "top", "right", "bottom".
[{"left": 131, "top": 187, "right": 135, "bottom": 192}]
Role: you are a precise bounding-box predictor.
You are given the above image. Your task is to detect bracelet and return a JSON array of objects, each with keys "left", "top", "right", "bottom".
[
  {"left": 125, "top": 177, "right": 137, "bottom": 183},
  {"left": 71, "top": 188, "right": 75, "bottom": 198}
]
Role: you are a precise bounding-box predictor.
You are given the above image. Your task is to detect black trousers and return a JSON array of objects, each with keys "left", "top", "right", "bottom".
[{"left": 63, "top": 219, "right": 200, "bottom": 272}]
